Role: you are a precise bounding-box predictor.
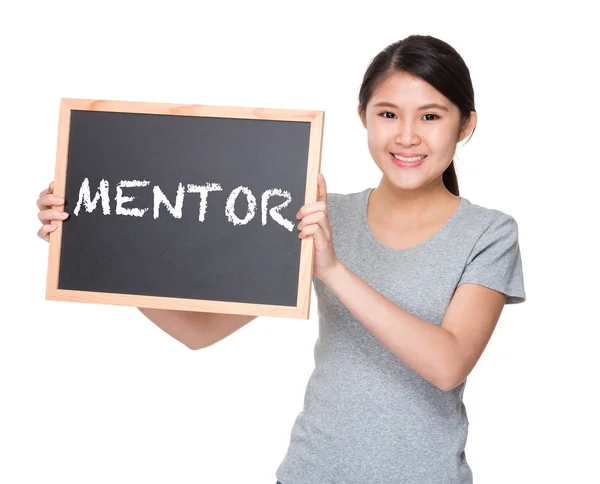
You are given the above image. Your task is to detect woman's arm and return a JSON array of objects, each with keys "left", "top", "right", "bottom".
[
  {"left": 320, "top": 264, "right": 505, "bottom": 392},
  {"left": 138, "top": 308, "right": 257, "bottom": 350},
  {"left": 296, "top": 175, "right": 506, "bottom": 392}
]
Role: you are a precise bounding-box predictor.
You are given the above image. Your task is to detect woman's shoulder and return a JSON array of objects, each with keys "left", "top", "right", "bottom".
[
  {"left": 459, "top": 196, "right": 520, "bottom": 240},
  {"left": 326, "top": 188, "right": 371, "bottom": 211},
  {"left": 325, "top": 188, "right": 371, "bottom": 226}
]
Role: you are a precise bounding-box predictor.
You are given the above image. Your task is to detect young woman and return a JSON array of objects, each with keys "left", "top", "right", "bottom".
[{"left": 37, "top": 34, "right": 526, "bottom": 484}]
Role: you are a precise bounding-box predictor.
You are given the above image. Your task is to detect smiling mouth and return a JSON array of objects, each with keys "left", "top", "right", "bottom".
[{"left": 392, "top": 153, "right": 427, "bottom": 162}]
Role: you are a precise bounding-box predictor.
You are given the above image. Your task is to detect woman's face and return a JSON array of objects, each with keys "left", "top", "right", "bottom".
[{"left": 359, "top": 70, "right": 475, "bottom": 192}]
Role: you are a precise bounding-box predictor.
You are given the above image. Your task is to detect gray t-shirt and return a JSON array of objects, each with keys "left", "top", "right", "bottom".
[{"left": 275, "top": 188, "right": 526, "bottom": 484}]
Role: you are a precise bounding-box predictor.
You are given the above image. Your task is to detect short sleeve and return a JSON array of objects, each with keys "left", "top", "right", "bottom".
[{"left": 457, "top": 213, "right": 526, "bottom": 304}]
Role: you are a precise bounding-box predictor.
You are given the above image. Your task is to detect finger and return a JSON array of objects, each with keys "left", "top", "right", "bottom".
[
  {"left": 37, "top": 194, "right": 64, "bottom": 210},
  {"left": 296, "top": 200, "right": 327, "bottom": 219},
  {"left": 38, "top": 209, "right": 69, "bottom": 223},
  {"left": 317, "top": 173, "right": 327, "bottom": 203},
  {"left": 299, "top": 224, "right": 329, "bottom": 251},
  {"left": 299, "top": 223, "right": 322, "bottom": 240},
  {"left": 39, "top": 181, "right": 54, "bottom": 198},
  {"left": 37, "top": 224, "right": 58, "bottom": 242},
  {"left": 297, "top": 211, "right": 331, "bottom": 240}
]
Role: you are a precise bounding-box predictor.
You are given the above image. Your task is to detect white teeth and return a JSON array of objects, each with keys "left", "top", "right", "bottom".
[{"left": 393, "top": 154, "right": 426, "bottom": 162}]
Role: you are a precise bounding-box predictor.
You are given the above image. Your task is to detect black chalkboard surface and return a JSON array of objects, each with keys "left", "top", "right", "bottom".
[{"left": 46, "top": 99, "right": 324, "bottom": 319}]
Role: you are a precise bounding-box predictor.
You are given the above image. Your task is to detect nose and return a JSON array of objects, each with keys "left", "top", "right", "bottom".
[{"left": 394, "top": 119, "right": 420, "bottom": 146}]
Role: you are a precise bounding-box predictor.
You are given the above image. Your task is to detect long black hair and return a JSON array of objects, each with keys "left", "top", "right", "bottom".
[{"left": 357, "top": 35, "right": 476, "bottom": 196}]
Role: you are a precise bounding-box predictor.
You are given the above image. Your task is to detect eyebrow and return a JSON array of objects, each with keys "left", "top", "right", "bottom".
[{"left": 372, "top": 101, "right": 449, "bottom": 112}]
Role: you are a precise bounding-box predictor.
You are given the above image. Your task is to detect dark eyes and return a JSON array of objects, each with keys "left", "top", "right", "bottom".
[{"left": 379, "top": 112, "right": 440, "bottom": 121}]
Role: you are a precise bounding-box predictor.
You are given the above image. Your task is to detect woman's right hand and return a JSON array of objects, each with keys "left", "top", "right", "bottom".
[{"left": 37, "top": 181, "right": 69, "bottom": 242}]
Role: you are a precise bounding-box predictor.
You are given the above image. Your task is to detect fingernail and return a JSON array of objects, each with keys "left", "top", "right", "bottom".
[{"left": 60, "top": 212, "right": 69, "bottom": 218}]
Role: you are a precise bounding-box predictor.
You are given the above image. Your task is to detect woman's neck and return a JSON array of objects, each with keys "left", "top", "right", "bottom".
[{"left": 371, "top": 176, "right": 459, "bottom": 225}]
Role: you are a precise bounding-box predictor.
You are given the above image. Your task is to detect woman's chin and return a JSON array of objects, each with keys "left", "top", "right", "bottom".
[{"left": 382, "top": 170, "right": 425, "bottom": 190}]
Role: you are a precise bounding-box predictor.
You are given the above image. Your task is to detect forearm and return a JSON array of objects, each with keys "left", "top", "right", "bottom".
[
  {"left": 138, "top": 308, "right": 256, "bottom": 349},
  {"left": 320, "top": 263, "right": 459, "bottom": 391},
  {"left": 138, "top": 308, "right": 211, "bottom": 349}
]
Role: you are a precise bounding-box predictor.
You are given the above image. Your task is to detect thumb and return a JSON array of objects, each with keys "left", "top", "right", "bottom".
[{"left": 317, "top": 173, "right": 327, "bottom": 203}]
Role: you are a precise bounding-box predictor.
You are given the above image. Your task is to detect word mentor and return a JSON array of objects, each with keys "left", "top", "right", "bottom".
[{"left": 72, "top": 178, "right": 296, "bottom": 231}]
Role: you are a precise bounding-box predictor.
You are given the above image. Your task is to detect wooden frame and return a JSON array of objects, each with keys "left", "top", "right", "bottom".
[{"left": 45, "top": 98, "right": 324, "bottom": 319}]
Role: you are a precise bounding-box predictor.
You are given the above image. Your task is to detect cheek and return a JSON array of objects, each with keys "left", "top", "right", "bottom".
[
  {"left": 431, "top": 135, "right": 456, "bottom": 155},
  {"left": 430, "top": 124, "right": 459, "bottom": 146},
  {"left": 367, "top": 133, "right": 388, "bottom": 163},
  {"left": 367, "top": 125, "right": 392, "bottom": 149}
]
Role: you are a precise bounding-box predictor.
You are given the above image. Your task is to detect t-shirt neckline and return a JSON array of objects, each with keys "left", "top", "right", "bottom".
[{"left": 361, "top": 188, "right": 467, "bottom": 253}]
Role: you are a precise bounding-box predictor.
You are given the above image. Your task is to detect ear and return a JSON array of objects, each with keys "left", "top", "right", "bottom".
[
  {"left": 357, "top": 105, "right": 367, "bottom": 129},
  {"left": 458, "top": 110, "right": 477, "bottom": 142}
]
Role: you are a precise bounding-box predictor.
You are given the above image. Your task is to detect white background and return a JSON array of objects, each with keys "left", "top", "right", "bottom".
[{"left": 2, "top": 1, "right": 598, "bottom": 483}]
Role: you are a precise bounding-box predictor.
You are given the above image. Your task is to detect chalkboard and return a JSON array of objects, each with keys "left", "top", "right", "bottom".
[{"left": 45, "top": 98, "right": 324, "bottom": 319}]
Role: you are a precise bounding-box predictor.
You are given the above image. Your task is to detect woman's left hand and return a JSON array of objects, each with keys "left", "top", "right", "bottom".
[{"left": 296, "top": 173, "right": 340, "bottom": 281}]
